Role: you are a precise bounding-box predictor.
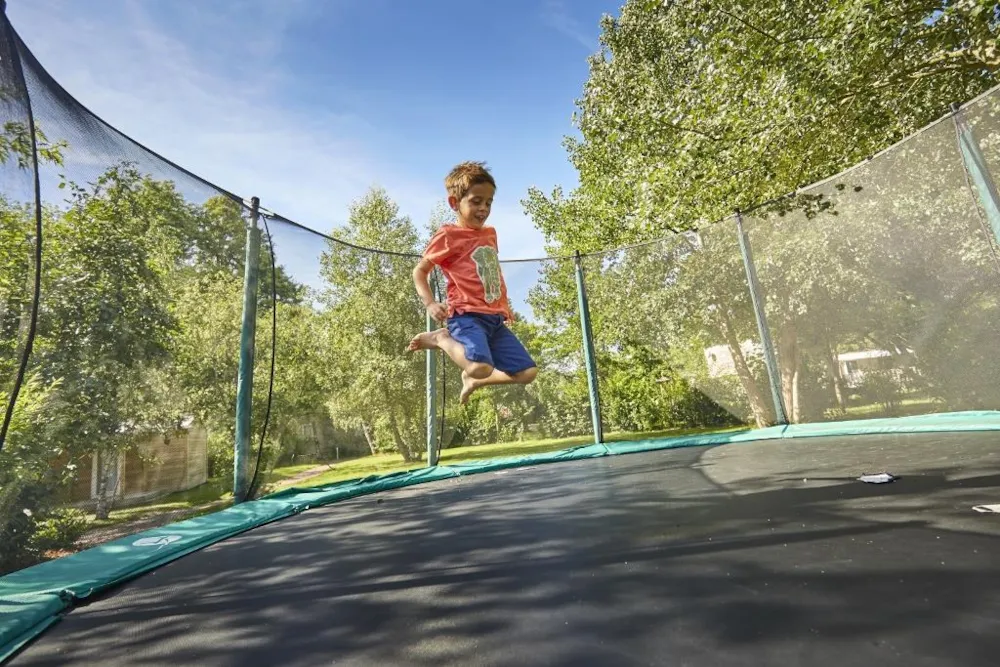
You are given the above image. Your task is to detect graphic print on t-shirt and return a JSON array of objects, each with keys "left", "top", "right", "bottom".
[{"left": 471, "top": 245, "right": 502, "bottom": 303}]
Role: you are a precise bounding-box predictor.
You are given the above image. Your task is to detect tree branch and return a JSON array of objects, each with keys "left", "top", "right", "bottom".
[{"left": 714, "top": 8, "right": 781, "bottom": 43}]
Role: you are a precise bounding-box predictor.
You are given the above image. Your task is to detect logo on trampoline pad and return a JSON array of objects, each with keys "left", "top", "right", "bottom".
[{"left": 133, "top": 535, "right": 183, "bottom": 548}]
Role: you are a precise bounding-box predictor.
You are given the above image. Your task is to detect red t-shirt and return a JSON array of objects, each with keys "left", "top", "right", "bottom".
[{"left": 423, "top": 224, "right": 513, "bottom": 320}]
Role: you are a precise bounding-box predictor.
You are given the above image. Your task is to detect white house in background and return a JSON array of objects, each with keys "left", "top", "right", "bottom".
[
  {"left": 836, "top": 349, "right": 916, "bottom": 388},
  {"left": 705, "top": 342, "right": 914, "bottom": 387}
]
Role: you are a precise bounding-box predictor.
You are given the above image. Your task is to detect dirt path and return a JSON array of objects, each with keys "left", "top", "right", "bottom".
[
  {"left": 75, "top": 500, "right": 231, "bottom": 550},
  {"left": 279, "top": 464, "right": 332, "bottom": 486}
]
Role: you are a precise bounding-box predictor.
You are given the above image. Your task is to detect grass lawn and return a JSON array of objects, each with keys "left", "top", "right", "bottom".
[
  {"left": 86, "top": 460, "right": 355, "bottom": 530},
  {"left": 267, "top": 463, "right": 323, "bottom": 482},
  {"left": 85, "top": 464, "right": 322, "bottom": 529},
  {"left": 84, "top": 424, "right": 741, "bottom": 532},
  {"left": 285, "top": 424, "right": 744, "bottom": 490},
  {"left": 87, "top": 480, "right": 235, "bottom": 530},
  {"left": 824, "top": 397, "right": 942, "bottom": 420},
  {"left": 84, "top": 401, "right": 942, "bottom": 534}
]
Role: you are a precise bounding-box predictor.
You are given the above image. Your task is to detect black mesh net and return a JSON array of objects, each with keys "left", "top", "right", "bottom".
[
  {"left": 258, "top": 211, "right": 430, "bottom": 483},
  {"left": 743, "top": 94, "right": 1000, "bottom": 424},
  {"left": 0, "top": 20, "right": 261, "bottom": 575},
  {"left": 482, "top": 257, "right": 590, "bottom": 446},
  {"left": 0, "top": 16, "right": 37, "bottom": 442},
  {"left": 582, "top": 222, "right": 775, "bottom": 441},
  {"left": 254, "top": 216, "right": 592, "bottom": 483}
]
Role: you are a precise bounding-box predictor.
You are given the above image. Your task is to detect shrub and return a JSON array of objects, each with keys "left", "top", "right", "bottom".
[{"left": 29, "top": 508, "right": 89, "bottom": 554}]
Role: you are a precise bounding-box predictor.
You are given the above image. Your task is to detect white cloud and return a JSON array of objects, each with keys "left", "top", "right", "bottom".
[
  {"left": 8, "top": 0, "right": 443, "bottom": 237},
  {"left": 7, "top": 0, "right": 556, "bottom": 313},
  {"left": 540, "top": 0, "right": 599, "bottom": 52}
]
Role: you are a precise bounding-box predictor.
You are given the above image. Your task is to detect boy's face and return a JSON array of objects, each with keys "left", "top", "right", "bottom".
[{"left": 450, "top": 183, "right": 495, "bottom": 230}]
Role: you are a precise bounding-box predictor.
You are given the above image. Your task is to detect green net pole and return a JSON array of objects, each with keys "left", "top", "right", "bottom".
[
  {"left": 425, "top": 272, "right": 440, "bottom": 467},
  {"left": 574, "top": 251, "right": 604, "bottom": 444},
  {"left": 735, "top": 212, "right": 788, "bottom": 425},
  {"left": 234, "top": 196, "right": 261, "bottom": 503},
  {"left": 953, "top": 103, "right": 1000, "bottom": 263}
]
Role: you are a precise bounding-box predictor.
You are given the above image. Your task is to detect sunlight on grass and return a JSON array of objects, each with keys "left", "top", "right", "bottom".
[
  {"left": 821, "top": 397, "right": 941, "bottom": 421},
  {"left": 266, "top": 464, "right": 321, "bottom": 482},
  {"left": 89, "top": 462, "right": 334, "bottom": 528},
  {"left": 285, "top": 425, "right": 741, "bottom": 491},
  {"left": 89, "top": 481, "right": 233, "bottom": 528},
  {"left": 288, "top": 457, "right": 426, "bottom": 490}
]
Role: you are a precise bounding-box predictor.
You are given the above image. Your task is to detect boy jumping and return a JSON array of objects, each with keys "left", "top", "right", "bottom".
[{"left": 407, "top": 161, "right": 537, "bottom": 404}]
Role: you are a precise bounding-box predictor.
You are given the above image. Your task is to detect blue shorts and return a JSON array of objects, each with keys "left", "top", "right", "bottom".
[{"left": 447, "top": 313, "right": 536, "bottom": 375}]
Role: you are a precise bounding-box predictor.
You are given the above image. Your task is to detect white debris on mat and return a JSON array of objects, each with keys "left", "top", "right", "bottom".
[
  {"left": 972, "top": 504, "right": 1000, "bottom": 513},
  {"left": 858, "top": 472, "right": 898, "bottom": 484}
]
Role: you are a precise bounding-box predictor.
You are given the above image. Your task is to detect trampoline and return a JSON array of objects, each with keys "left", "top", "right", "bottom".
[{"left": 6, "top": 428, "right": 1000, "bottom": 666}]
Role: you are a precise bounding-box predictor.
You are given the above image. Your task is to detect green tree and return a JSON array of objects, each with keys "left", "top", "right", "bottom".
[
  {"left": 527, "top": 0, "right": 999, "bottom": 249},
  {"left": 1, "top": 118, "right": 66, "bottom": 409},
  {"left": 523, "top": 0, "right": 1000, "bottom": 426},
  {"left": 316, "top": 187, "right": 427, "bottom": 462},
  {"left": 426, "top": 199, "right": 455, "bottom": 236},
  {"left": 575, "top": 232, "right": 776, "bottom": 427},
  {"left": 0, "top": 107, "right": 77, "bottom": 569},
  {"left": 747, "top": 114, "right": 1000, "bottom": 419},
  {"left": 520, "top": 258, "right": 596, "bottom": 437},
  {"left": 32, "top": 166, "right": 186, "bottom": 518},
  {"left": 168, "top": 196, "right": 318, "bottom": 490}
]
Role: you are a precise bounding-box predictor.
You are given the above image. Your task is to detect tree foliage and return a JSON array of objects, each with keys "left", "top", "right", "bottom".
[
  {"left": 0, "top": 152, "right": 327, "bottom": 563},
  {"left": 527, "top": 0, "right": 999, "bottom": 248},
  {"left": 521, "top": 0, "right": 1000, "bottom": 429},
  {"left": 316, "top": 188, "right": 428, "bottom": 462}
]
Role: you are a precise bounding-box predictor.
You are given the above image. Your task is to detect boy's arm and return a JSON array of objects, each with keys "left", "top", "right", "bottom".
[{"left": 413, "top": 258, "right": 448, "bottom": 322}]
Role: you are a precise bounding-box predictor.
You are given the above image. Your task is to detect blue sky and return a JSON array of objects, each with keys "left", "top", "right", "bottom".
[{"left": 8, "top": 0, "right": 620, "bottom": 264}]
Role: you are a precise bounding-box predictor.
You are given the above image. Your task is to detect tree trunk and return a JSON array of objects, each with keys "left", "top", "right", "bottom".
[
  {"left": 719, "top": 309, "right": 770, "bottom": 428},
  {"left": 827, "top": 344, "right": 847, "bottom": 412},
  {"left": 94, "top": 450, "right": 120, "bottom": 521},
  {"left": 361, "top": 422, "right": 377, "bottom": 456},
  {"left": 777, "top": 322, "right": 801, "bottom": 423},
  {"left": 401, "top": 410, "right": 422, "bottom": 462},
  {"left": 388, "top": 411, "right": 415, "bottom": 462}
]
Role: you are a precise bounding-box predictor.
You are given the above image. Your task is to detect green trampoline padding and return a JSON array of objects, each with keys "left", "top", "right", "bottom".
[{"left": 3, "top": 410, "right": 1000, "bottom": 663}]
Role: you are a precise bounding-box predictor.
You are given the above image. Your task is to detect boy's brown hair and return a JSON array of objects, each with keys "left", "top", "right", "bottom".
[{"left": 445, "top": 161, "right": 496, "bottom": 201}]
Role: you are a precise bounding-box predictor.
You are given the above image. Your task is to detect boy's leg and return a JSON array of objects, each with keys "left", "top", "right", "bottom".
[
  {"left": 460, "top": 321, "right": 537, "bottom": 404},
  {"left": 406, "top": 316, "right": 495, "bottom": 379},
  {"left": 460, "top": 366, "right": 537, "bottom": 404},
  {"left": 407, "top": 328, "right": 477, "bottom": 372}
]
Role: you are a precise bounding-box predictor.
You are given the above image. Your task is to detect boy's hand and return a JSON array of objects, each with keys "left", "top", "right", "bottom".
[{"left": 425, "top": 302, "right": 448, "bottom": 322}]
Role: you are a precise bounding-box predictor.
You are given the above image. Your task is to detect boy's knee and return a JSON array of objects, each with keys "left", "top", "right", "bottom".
[
  {"left": 467, "top": 362, "right": 494, "bottom": 379},
  {"left": 518, "top": 366, "right": 538, "bottom": 384}
]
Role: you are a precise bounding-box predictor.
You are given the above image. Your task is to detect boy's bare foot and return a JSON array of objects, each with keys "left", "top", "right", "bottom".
[
  {"left": 406, "top": 329, "right": 445, "bottom": 352},
  {"left": 460, "top": 372, "right": 479, "bottom": 404}
]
